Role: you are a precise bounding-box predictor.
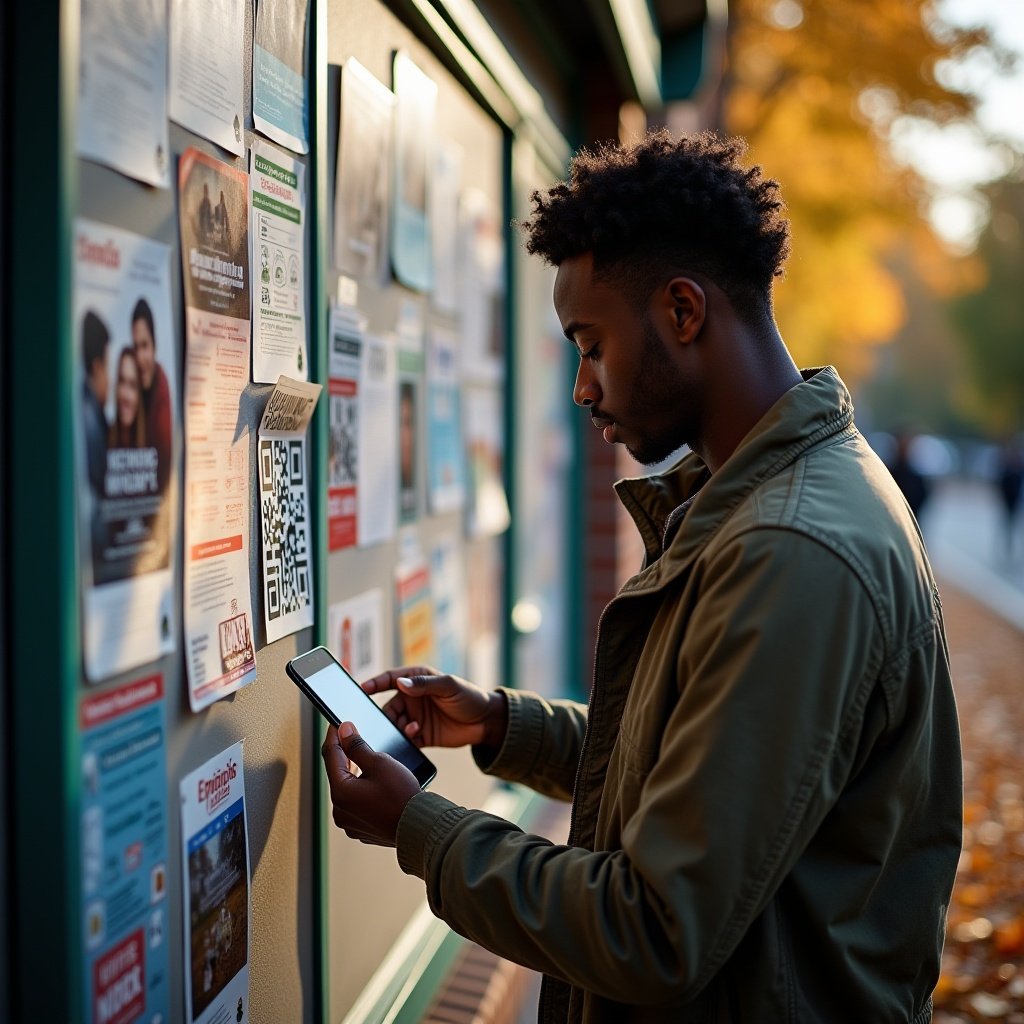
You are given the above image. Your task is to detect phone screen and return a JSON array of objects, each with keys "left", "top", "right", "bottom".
[{"left": 288, "top": 647, "right": 435, "bottom": 787}]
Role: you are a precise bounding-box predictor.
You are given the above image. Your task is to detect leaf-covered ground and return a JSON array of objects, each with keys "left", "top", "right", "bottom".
[{"left": 934, "top": 580, "right": 1024, "bottom": 1022}]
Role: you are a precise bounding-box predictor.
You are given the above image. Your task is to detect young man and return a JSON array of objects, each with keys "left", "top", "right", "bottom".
[
  {"left": 321, "top": 131, "right": 962, "bottom": 1023},
  {"left": 131, "top": 297, "right": 172, "bottom": 493}
]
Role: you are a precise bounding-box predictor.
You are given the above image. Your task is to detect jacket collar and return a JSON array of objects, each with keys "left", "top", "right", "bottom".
[{"left": 613, "top": 366, "right": 856, "bottom": 592}]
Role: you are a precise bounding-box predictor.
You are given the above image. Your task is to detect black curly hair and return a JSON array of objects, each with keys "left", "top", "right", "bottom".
[{"left": 521, "top": 129, "right": 790, "bottom": 325}]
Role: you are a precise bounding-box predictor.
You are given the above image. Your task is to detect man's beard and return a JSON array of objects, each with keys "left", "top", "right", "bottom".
[{"left": 623, "top": 316, "right": 696, "bottom": 466}]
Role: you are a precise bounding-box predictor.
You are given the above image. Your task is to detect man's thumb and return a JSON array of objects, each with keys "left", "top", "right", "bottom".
[
  {"left": 399, "top": 674, "right": 457, "bottom": 696},
  {"left": 339, "top": 721, "right": 375, "bottom": 765}
]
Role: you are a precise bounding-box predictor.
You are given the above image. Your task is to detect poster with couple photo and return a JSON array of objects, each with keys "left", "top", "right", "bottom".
[{"left": 74, "top": 219, "right": 179, "bottom": 683}]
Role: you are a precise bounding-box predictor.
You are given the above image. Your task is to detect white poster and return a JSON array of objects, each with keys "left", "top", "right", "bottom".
[
  {"left": 357, "top": 335, "right": 398, "bottom": 548},
  {"left": 77, "top": 0, "right": 170, "bottom": 187},
  {"left": 257, "top": 377, "right": 322, "bottom": 644},
  {"left": 169, "top": 0, "right": 246, "bottom": 156},
  {"left": 430, "top": 140, "right": 461, "bottom": 313},
  {"left": 179, "top": 147, "right": 256, "bottom": 711},
  {"left": 460, "top": 188, "right": 505, "bottom": 383},
  {"left": 73, "top": 220, "right": 178, "bottom": 682},
  {"left": 250, "top": 140, "right": 308, "bottom": 383},
  {"left": 333, "top": 58, "right": 394, "bottom": 281},
  {"left": 180, "top": 742, "right": 251, "bottom": 1024},
  {"left": 465, "top": 386, "right": 510, "bottom": 538},
  {"left": 327, "top": 588, "right": 385, "bottom": 680}
]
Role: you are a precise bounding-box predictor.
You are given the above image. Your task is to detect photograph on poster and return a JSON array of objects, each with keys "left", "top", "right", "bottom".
[
  {"left": 391, "top": 52, "right": 436, "bottom": 292},
  {"left": 333, "top": 58, "right": 394, "bottom": 281},
  {"left": 77, "top": 0, "right": 170, "bottom": 187},
  {"left": 250, "top": 139, "right": 308, "bottom": 383},
  {"left": 179, "top": 148, "right": 256, "bottom": 711},
  {"left": 74, "top": 220, "right": 178, "bottom": 682},
  {"left": 180, "top": 742, "right": 250, "bottom": 1024},
  {"left": 327, "top": 305, "right": 362, "bottom": 550},
  {"left": 398, "top": 378, "right": 419, "bottom": 524},
  {"left": 169, "top": 0, "right": 246, "bottom": 155},
  {"left": 253, "top": 0, "right": 310, "bottom": 153},
  {"left": 258, "top": 377, "right": 321, "bottom": 644}
]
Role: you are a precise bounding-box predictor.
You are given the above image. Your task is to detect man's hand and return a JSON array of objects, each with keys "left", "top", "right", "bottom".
[
  {"left": 361, "top": 665, "right": 508, "bottom": 750},
  {"left": 321, "top": 722, "right": 421, "bottom": 846}
]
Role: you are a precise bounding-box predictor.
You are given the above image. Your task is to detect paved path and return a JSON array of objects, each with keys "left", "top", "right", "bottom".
[{"left": 925, "top": 477, "right": 1024, "bottom": 632}]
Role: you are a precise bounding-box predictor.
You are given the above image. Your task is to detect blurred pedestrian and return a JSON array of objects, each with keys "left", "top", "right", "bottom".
[
  {"left": 888, "top": 432, "right": 930, "bottom": 521},
  {"left": 997, "top": 440, "right": 1023, "bottom": 556}
]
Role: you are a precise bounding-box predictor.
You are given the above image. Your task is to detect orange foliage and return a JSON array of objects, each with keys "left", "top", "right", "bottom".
[{"left": 724, "top": 0, "right": 991, "bottom": 381}]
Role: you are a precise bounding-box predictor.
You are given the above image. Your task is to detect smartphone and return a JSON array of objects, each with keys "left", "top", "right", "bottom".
[{"left": 286, "top": 646, "right": 436, "bottom": 788}]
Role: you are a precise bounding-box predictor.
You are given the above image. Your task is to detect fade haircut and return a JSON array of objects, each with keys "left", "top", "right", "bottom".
[{"left": 521, "top": 129, "right": 790, "bottom": 325}]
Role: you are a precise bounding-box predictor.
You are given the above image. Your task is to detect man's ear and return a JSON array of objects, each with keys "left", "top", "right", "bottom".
[{"left": 661, "top": 277, "right": 706, "bottom": 345}]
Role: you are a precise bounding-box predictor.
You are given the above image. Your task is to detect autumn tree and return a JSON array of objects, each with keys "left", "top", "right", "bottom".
[
  {"left": 947, "top": 172, "right": 1024, "bottom": 435},
  {"left": 723, "top": 0, "right": 993, "bottom": 380}
]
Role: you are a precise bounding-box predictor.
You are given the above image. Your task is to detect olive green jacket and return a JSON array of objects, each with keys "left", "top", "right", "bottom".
[{"left": 396, "top": 367, "right": 962, "bottom": 1023}]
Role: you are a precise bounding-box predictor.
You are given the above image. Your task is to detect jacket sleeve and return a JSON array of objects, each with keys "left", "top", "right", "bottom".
[
  {"left": 395, "top": 530, "right": 885, "bottom": 1005},
  {"left": 470, "top": 687, "right": 588, "bottom": 802}
]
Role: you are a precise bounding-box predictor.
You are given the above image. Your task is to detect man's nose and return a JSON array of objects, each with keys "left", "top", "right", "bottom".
[{"left": 573, "top": 361, "right": 600, "bottom": 408}]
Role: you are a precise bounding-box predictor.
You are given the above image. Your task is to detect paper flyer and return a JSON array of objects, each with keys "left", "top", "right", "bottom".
[
  {"left": 396, "top": 558, "right": 434, "bottom": 666},
  {"left": 80, "top": 675, "right": 169, "bottom": 1024},
  {"left": 357, "top": 335, "right": 398, "bottom": 548},
  {"left": 426, "top": 328, "right": 465, "bottom": 515},
  {"left": 327, "top": 588, "right": 385, "bottom": 680},
  {"left": 460, "top": 188, "right": 505, "bottom": 383},
  {"left": 73, "top": 219, "right": 178, "bottom": 683},
  {"left": 431, "top": 534, "right": 467, "bottom": 676},
  {"left": 257, "top": 376, "right": 322, "bottom": 644},
  {"left": 250, "top": 140, "right": 308, "bottom": 383},
  {"left": 180, "top": 741, "right": 251, "bottom": 1024},
  {"left": 391, "top": 52, "right": 435, "bottom": 293},
  {"left": 77, "top": 0, "right": 170, "bottom": 187},
  {"left": 333, "top": 58, "right": 394, "bottom": 281},
  {"left": 327, "top": 306, "right": 362, "bottom": 551},
  {"left": 467, "top": 540, "right": 502, "bottom": 692},
  {"left": 179, "top": 147, "right": 257, "bottom": 712},
  {"left": 430, "top": 140, "right": 461, "bottom": 313},
  {"left": 465, "top": 386, "right": 511, "bottom": 538},
  {"left": 169, "top": 0, "right": 246, "bottom": 156},
  {"left": 252, "top": 0, "right": 309, "bottom": 153}
]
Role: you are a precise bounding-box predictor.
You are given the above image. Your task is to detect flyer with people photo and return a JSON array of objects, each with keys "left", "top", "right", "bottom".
[
  {"left": 73, "top": 219, "right": 179, "bottom": 683},
  {"left": 179, "top": 147, "right": 257, "bottom": 711}
]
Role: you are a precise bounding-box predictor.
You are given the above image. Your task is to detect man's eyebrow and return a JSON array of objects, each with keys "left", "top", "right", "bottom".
[{"left": 562, "top": 320, "right": 594, "bottom": 343}]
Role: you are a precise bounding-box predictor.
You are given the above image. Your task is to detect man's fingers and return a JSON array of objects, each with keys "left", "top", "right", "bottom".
[
  {"left": 398, "top": 674, "right": 460, "bottom": 697},
  {"left": 361, "top": 666, "right": 437, "bottom": 695}
]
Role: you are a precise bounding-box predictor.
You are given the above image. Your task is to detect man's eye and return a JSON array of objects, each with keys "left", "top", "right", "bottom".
[{"left": 580, "top": 345, "right": 599, "bottom": 361}]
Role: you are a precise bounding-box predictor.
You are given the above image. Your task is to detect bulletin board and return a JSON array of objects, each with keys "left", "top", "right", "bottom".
[
  {"left": 4, "top": 0, "right": 576, "bottom": 1019},
  {"left": 321, "top": 2, "right": 515, "bottom": 1018}
]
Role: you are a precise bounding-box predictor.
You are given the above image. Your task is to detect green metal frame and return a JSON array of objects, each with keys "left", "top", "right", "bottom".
[{"left": 6, "top": 0, "right": 81, "bottom": 1020}]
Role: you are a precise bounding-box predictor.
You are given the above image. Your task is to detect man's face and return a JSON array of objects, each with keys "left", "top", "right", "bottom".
[
  {"left": 132, "top": 318, "right": 156, "bottom": 390},
  {"left": 554, "top": 253, "right": 698, "bottom": 465}
]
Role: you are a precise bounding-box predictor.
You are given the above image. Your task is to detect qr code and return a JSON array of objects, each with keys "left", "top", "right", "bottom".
[{"left": 259, "top": 438, "right": 310, "bottom": 621}]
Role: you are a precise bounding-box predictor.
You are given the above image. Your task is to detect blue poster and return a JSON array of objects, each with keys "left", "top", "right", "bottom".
[
  {"left": 252, "top": 0, "right": 310, "bottom": 153},
  {"left": 80, "top": 675, "right": 169, "bottom": 1024}
]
